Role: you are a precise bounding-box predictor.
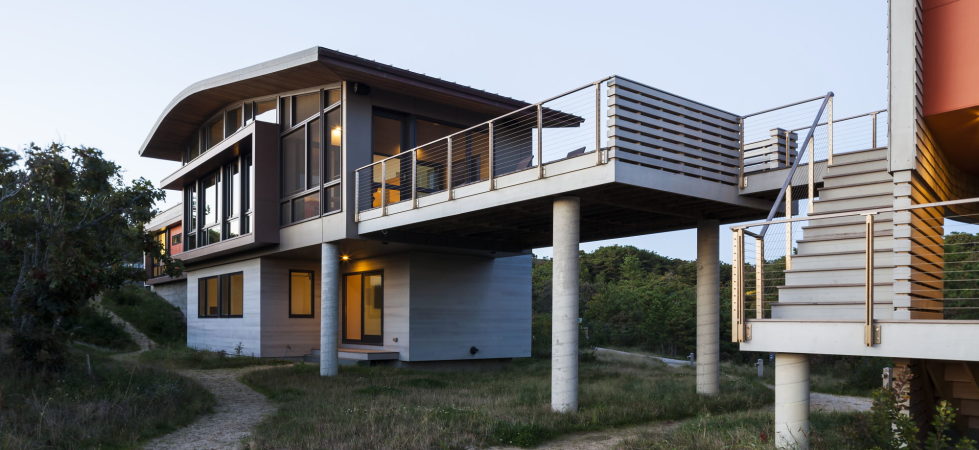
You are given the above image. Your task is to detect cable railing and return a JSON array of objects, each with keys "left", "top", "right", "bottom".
[
  {"left": 355, "top": 77, "right": 612, "bottom": 218},
  {"left": 731, "top": 196, "right": 979, "bottom": 346},
  {"left": 740, "top": 93, "right": 888, "bottom": 238}
]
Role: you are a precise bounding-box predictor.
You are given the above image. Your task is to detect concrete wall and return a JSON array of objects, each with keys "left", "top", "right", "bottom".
[
  {"left": 150, "top": 280, "right": 188, "bottom": 316},
  {"left": 260, "top": 258, "right": 322, "bottom": 357},
  {"left": 186, "top": 258, "right": 262, "bottom": 356},
  {"left": 408, "top": 253, "right": 531, "bottom": 361}
]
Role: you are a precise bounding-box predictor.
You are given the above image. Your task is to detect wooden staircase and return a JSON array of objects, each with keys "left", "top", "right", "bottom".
[{"left": 772, "top": 148, "right": 896, "bottom": 320}]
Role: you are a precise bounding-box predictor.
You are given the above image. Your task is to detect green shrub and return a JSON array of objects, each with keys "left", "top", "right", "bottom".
[
  {"left": 102, "top": 285, "right": 185, "bottom": 346},
  {"left": 68, "top": 306, "right": 139, "bottom": 352}
]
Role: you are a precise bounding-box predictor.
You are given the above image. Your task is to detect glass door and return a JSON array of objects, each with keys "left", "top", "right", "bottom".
[{"left": 343, "top": 271, "right": 383, "bottom": 345}]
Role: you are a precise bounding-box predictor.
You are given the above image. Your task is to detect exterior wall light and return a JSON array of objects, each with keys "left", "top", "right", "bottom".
[{"left": 340, "top": 255, "right": 350, "bottom": 261}]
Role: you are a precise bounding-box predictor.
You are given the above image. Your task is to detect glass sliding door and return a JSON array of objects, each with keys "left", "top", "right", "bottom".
[{"left": 342, "top": 271, "right": 383, "bottom": 345}]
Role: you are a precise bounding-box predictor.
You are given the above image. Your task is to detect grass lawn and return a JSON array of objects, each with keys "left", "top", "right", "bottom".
[
  {"left": 241, "top": 353, "right": 773, "bottom": 449},
  {"left": 619, "top": 409, "right": 876, "bottom": 449},
  {"left": 0, "top": 350, "right": 215, "bottom": 449},
  {"left": 138, "top": 346, "right": 290, "bottom": 370}
]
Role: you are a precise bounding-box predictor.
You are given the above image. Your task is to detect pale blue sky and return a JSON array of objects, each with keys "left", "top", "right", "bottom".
[{"left": 0, "top": 1, "right": 888, "bottom": 260}]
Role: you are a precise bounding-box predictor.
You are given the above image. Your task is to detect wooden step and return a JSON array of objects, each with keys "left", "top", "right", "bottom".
[
  {"left": 770, "top": 301, "right": 894, "bottom": 320},
  {"left": 828, "top": 147, "right": 887, "bottom": 165},
  {"left": 802, "top": 218, "right": 893, "bottom": 239},
  {"left": 777, "top": 282, "right": 893, "bottom": 303},
  {"left": 824, "top": 158, "right": 888, "bottom": 177},
  {"left": 790, "top": 249, "right": 895, "bottom": 271},
  {"left": 822, "top": 168, "right": 893, "bottom": 185},
  {"left": 784, "top": 266, "right": 894, "bottom": 285},
  {"left": 797, "top": 234, "right": 894, "bottom": 254},
  {"left": 812, "top": 193, "right": 894, "bottom": 214},
  {"left": 819, "top": 181, "right": 894, "bottom": 200}
]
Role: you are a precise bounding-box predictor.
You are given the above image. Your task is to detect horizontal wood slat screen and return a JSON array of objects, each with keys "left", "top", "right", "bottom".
[{"left": 608, "top": 76, "right": 742, "bottom": 186}]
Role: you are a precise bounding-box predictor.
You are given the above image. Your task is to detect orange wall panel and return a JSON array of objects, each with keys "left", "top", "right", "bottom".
[{"left": 923, "top": 0, "right": 979, "bottom": 116}]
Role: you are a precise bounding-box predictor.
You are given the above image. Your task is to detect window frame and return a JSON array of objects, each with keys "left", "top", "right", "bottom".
[
  {"left": 197, "top": 272, "right": 244, "bottom": 319},
  {"left": 341, "top": 270, "right": 384, "bottom": 345},
  {"left": 288, "top": 270, "right": 315, "bottom": 318},
  {"left": 279, "top": 87, "right": 343, "bottom": 226}
]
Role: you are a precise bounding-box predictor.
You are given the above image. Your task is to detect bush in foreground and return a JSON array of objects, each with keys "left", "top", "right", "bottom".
[{"left": 0, "top": 351, "right": 213, "bottom": 448}]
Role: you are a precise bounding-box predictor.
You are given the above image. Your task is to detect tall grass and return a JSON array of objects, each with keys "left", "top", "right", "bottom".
[
  {"left": 102, "top": 285, "right": 185, "bottom": 346},
  {"left": 139, "top": 346, "right": 288, "bottom": 370},
  {"left": 242, "top": 356, "right": 773, "bottom": 449},
  {"left": 0, "top": 351, "right": 214, "bottom": 449},
  {"left": 619, "top": 409, "right": 876, "bottom": 449}
]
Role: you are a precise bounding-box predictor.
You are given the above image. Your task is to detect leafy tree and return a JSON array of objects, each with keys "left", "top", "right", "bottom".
[{"left": 0, "top": 143, "right": 177, "bottom": 369}]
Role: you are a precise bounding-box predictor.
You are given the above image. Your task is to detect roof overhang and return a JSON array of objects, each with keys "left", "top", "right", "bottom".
[{"left": 140, "top": 47, "right": 528, "bottom": 161}]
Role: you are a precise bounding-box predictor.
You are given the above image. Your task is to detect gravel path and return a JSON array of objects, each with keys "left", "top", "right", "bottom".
[
  {"left": 142, "top": 366, "right": 276, "bottom": 450},
  {"left": 101, "top": 301, "right": 279, "bottom": 449}
]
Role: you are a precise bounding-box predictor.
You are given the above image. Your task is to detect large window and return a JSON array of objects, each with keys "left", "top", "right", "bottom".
[
  {"left": 183, "top": 149, "right": 253, "bottom": 251},
  {"left": 289, "top": 270, "right": 314, "bottom": 318},
  {"left": 280, "top": 88, "right": 342, "bottom": 225},
  {"left": 367, "top": 110, "right": 462, "bottom": 209},
  {"left": 198, "top": 272, "right": 244, "bottom": 318}
]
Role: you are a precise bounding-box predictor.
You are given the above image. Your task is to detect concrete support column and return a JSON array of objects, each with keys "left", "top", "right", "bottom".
[
  {"left": 775, "top": 353, "right": 810, "bottom": 449},
  {"left": 552, "top": 196, "right": 580, "bottom": 413},
  {"left": 320, "top": 243, "right": 340, "bottom": 376},
  {"left": 696, "top": 220, "right": 720, "bottom": 395}
]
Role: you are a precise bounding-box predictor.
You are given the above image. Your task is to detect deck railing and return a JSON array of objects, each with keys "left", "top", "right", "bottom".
[
  {"left": 731, "top": 197, "right": 979, "bottom": 346},
  {"left": 740, "top": 94, "right": 889, "bottom": 237},
  {"left": 354, "top": 77, "right": 613, "bottom": 218}
]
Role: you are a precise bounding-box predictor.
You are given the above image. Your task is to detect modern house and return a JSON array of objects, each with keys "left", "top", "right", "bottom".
[{"left": 141, "top": 0, "right": 978, "bottom": 445}]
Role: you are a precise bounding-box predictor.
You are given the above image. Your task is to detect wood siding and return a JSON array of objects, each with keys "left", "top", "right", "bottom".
[
  {"left": 608, "top": 76, "right": 742, "bottom": 186},
  {"left": 408, "top": 253, "right": 531, "bottom": 361}
]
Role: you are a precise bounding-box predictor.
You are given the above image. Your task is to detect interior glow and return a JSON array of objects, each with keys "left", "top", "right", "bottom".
[{"left": 331, "top": 126, "right": 342, "bottom": 146}]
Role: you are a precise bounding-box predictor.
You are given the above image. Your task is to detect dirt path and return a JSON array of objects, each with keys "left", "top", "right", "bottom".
[
  {"left": 142, "top": 366, "right": 276, "bottom": 450},
  {"left": 101, "top": 303, "right": 278, "bottom": 449}
]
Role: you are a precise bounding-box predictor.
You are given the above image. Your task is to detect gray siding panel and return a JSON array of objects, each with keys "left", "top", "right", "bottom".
[
  {"left": 260, "top": 259, "right": 322, "bottom": 357},
  {"left": 408, "top": 253, "right": 531, "bottom": 361}
]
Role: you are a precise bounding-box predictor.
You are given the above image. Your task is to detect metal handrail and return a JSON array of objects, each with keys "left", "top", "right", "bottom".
[
  {"left": 757, "top": 92, "right": 833, "bottom": 237},
  {"left": 741, "top": 94, "right": 829, "bottom": 118},
  {"left": 732, "top": 195, "right": 979, "bottom": 231},
  {"left": 353, "top": 76, "right": 614, "bottom": 172},
  {"left": 787, "top": 109, "right": 886, "bottom": 134},
  {"left": 730, "top": 195, "right": 979, "bottom": 345}
]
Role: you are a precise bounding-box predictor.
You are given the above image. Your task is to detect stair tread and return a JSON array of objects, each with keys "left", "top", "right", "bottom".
[
  {"left": 803, "top": 217, "right": 893, "bottom": 230},
  {"left": 778, "top": 282, "right": 892, "bottom": 289},
  {"left": 797, "top": 230, "right": 893, "bottom": 243},
  {"left": 823, "top": 168, "right": 892, "bottom": 180},
  {"left": 772, "top": 301, "right": 894, "bottom": 305},
  {"left": 814, "top": 192, "right": 894, "bottom": 203},
  {"left": 821, "top": 179, "right": 895, "bottom": 191},
  {"left": 784, "top": 265, "right": 895, "bottom": 273}
]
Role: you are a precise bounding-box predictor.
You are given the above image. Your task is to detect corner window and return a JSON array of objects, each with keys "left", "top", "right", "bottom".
[
  {"left": 289, "top": 270, "right": 314, "bottom": 318},
  {"left": 198, "top": 272, "right": 243, "bottom": 318},
  {"left": 280, "top": 88, "right": 342, "bottom": 225}
]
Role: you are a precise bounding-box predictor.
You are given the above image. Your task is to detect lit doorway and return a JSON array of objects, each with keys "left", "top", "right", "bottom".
[{"left": 343, "top": 271, "right": 383, "bottom": 345}]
